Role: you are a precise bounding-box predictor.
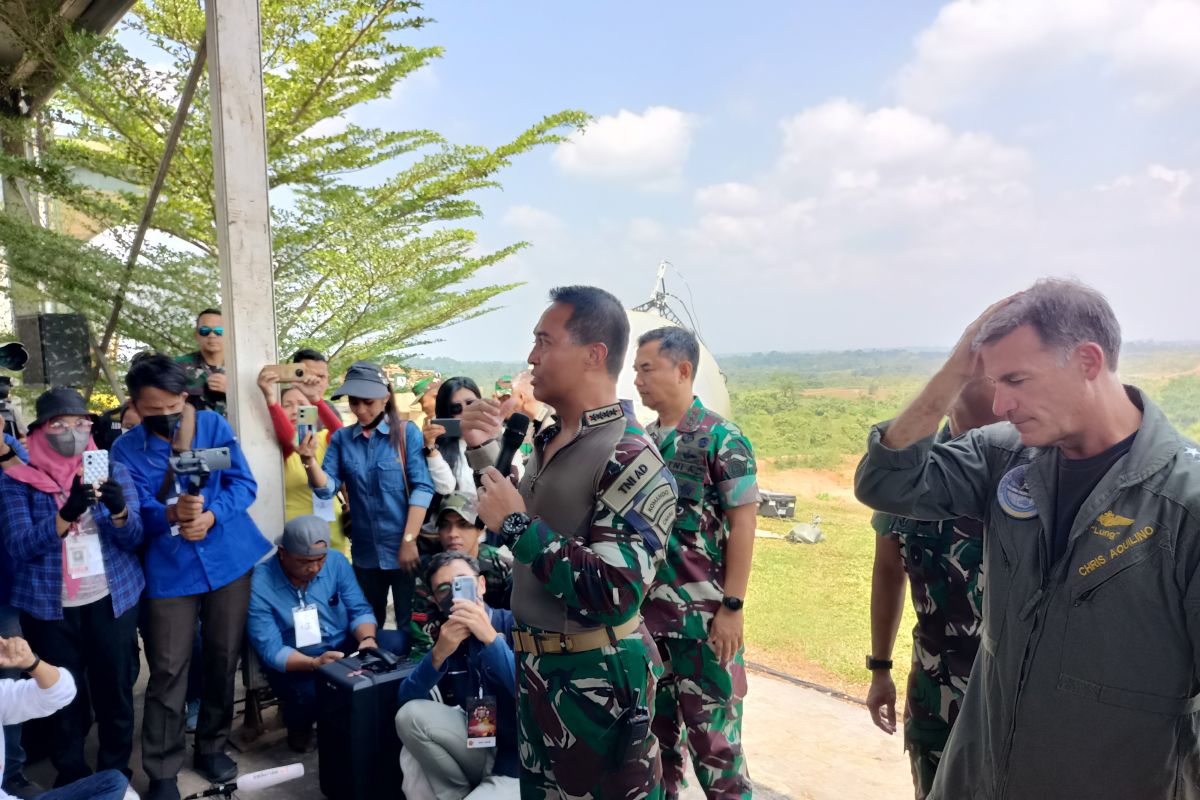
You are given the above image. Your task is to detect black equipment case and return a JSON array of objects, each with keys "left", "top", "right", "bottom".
[{"left": 317, "top": 649, "right": 416, "bottom": 800}]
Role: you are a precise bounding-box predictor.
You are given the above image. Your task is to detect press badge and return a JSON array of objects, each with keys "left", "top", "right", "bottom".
[
  {"left": 466, "top": 694, "right": 497, "bottom": 749},
  {"left": 293, "top": 604, "right": 322, "bottom": 648},
  {"left": 311, "top": 493, "right": 336, "bottom": 523},
  {"left": 65, "top": 533, "right": 104, "bottom": 579}
]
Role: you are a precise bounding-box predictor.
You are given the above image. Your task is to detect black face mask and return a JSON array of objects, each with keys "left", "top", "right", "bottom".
[
  {"left": 363, "top": 411, "right": 386, "bottom": 431},
  {"left": 143, "top": 412, "right": 182, "bottom": 439}
]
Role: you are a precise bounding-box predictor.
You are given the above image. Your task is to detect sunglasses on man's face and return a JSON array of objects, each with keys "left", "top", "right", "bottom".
[{"left": 197, "top": 326, "right": 224, "bottom": 337}]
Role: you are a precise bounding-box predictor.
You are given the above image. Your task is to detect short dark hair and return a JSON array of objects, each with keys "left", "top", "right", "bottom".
[
  {"left": 425, "top": 550, "right": 480, "bottom": 588},
  {"left": 638, "top": 326, "right": 700, "bottom": 377},
  {"left": 126, "top": 354, "right": 190, "bottom": 400},
  {"left": 548, "top": 285, "right": 629, "bottom": 378},
  {"left": 975, "top": 279, "right": 1122, "bottom": 371},
  {"left": 291, "top": 348, "right": 327, "bottom": 364},
  {"left": 196, "top": 308, "right": 222, "bottom": 325}
]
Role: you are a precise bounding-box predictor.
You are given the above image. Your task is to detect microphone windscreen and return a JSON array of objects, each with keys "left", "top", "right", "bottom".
[{"left": 236, "top": 764, "right": 305, "bottom": 790}]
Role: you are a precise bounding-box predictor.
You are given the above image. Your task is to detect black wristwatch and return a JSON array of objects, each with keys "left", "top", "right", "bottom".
[
  {"left": 500, "top": 512, "right": 531, "bottom": 543},
  {"left": 0, "top": 448, "right": 17, "bottom": 463},
  {"left": 721, "top": 596, "right": 744, "bottom": 612},
  {"left": 423, "top": 446, "right": 434, "bottom": 457},
  {"left": 866, "top": 655, "right": 893, "bottom": 671}
]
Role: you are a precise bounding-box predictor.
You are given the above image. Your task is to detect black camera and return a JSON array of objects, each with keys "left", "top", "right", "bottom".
[{"left": 170, "top": 447, "right": 232, "bottom": 495}]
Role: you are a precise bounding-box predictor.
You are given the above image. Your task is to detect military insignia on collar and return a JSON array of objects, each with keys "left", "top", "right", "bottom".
[
  {"left": 1184, "top": 446, "right": 1200, "bottom": 462},
  {"left": 583, "top": 404, "right": 623, "bottom": 427},
  {"left": 997, "top": 464, "right": 1038, "bottom": 520}
]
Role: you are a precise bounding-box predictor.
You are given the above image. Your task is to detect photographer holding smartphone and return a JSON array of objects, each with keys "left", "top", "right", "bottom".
[
  {"left": 257, "top": 368, "right": 348, "bottom": 555},
  {"left": 0, "top": 387, "right": 143, "bottom": 788},
  {"left": 395, "top": 551, "right": 518, "bottom": 800},
  {"left": 424, "top": 377, "right": 484, "bottom": 502}
]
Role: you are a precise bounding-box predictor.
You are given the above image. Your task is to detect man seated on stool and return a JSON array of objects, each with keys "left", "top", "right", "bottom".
[
  {"left": 247, "top": 515, "right": 405, "bottom": 753},
  {"left": 396, "top": 552, "right": 518, "bottom": 800}
]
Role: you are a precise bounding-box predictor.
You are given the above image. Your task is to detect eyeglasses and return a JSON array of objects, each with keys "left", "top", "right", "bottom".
[
  {"left": 46, "top": 419, "right": 93, "bottom": 433},
  {"left": 197, "top": 326, "right": 224, "bottom": 337}
]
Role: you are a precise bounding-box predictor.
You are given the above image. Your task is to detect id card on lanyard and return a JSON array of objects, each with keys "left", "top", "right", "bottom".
[
  {"left": 64, "top": 516, "right": 105, "bottom": 579},
  {"left": 466, "top": 687, "right": 497, "bottom": 749},
  {"left": 293, "top": 589, "right": 322, "bottom": 648}
]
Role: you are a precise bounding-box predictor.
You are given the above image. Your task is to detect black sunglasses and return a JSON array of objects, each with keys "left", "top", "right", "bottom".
[{"left": 197, "top": 326, "right": 224, "bottom": 337}]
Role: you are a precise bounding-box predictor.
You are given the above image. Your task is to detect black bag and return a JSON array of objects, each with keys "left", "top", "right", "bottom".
[{"left": 317, "top": 649, "right": 417, "bottom": 800}]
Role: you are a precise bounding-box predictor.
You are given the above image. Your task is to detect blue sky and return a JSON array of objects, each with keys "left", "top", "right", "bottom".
[{"left": 122, "top": 1, "right": 1200, "bottom": 360}]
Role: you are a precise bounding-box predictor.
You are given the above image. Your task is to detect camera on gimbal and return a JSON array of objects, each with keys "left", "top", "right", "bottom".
[{"left": 169, "top": 447, "right": 232, "bottom": 496}]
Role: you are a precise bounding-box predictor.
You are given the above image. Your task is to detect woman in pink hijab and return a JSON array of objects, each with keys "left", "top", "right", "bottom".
[{"left": 0, "top": 387, "right": 144, "bottom": 787}]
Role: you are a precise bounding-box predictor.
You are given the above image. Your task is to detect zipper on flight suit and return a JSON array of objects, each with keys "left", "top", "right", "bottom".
[{"left": 527, "top": 422, "right": 591, "bottom": 496}]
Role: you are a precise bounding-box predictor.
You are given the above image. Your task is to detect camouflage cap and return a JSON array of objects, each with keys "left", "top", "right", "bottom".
[{"left": 411, "top": 374, "right": 442, "bottom": 397}]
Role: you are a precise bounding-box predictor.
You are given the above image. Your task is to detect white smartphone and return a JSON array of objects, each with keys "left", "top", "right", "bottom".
[{"left": 82, "top": 450, "right": 109, "bottom": 485}]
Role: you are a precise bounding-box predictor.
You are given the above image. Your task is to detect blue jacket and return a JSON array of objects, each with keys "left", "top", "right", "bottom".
[
  {"left": 0, "top": 434, "right": 30, "bottom": 607},
  {"left": 0, "top": 461, "right": 145, "bottom": 621},
  {"left": 314, "top": 420, "right": 434, "bottom": 569},
  {"left": 398, "top": 607, "right": 518, "bottom": 778},
  {"left": 247, "top": 551, "right": 377, "bottom": 672},
  {"left": 111, "top": 410, "right": 271, "bottom": 598}
]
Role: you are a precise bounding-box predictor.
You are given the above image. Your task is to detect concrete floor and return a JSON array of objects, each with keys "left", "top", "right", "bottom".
[{"left": 23, "top": 659, "right": 911, "bottom": 799}]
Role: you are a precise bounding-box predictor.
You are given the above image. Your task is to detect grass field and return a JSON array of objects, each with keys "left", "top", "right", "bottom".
[{"left": 743, "top": 496, "right": 917, "bottom": 699}]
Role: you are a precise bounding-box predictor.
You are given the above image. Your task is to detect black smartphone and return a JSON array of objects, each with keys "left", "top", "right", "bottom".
[{"left": 432, "top": 418, "right": 462, "bottom": 438}]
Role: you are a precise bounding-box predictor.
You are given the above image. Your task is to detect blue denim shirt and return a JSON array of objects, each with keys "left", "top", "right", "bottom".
[
  {"left": 247, "top": 551, "right": 376, "bottom": 672},
  {"left": 0, "top": 434, "right": 29, "bottom": 607},
  {"left": 314, "top": 420, "right": 434, "bottom": 569},
  {"left": 111, "top": 410, "right": 271, "bottom": 598}
]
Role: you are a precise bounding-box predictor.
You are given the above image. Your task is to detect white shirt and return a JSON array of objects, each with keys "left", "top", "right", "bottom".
[{"left": 0, "top": 669, "right": 76, "bottom": 800}]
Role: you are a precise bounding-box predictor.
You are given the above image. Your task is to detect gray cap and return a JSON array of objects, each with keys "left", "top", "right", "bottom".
[
  {"left": 331, "top": 360, "right": 390, "bottom": 400},
  {"left": 278, "top": 515, "right": 331, "bottom": 556}
]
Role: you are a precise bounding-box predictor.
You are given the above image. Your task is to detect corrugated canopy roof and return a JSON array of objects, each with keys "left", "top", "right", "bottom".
[{"left": 0, "top": 0, "right": 134, "bottom": 117}]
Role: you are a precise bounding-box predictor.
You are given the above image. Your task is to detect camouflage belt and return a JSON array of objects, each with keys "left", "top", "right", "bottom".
[{"left": 512, "top": 618, "right": 640, "bottom": 656}]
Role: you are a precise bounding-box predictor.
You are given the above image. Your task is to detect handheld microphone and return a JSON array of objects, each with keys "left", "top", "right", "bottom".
[
  {"left": 494, "top": 412, "right": 530, "bottom": 478},
  {"left": 184, "top": 764, "right": 305, "bottom": 798}
]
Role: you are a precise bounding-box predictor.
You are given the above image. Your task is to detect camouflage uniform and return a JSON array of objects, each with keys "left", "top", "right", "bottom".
[
  {"left": 407, "top": 542, "right": 512, "bottom": 657},
  {"left": 175, "top": 352, "right": 226, "bottom": 417},
  {"left": 643, "top": 397, "right": 759, "bottom": 800},
  {"left": 482, "top": 400, "right": 676, "bottom": 800},
  {"left": 871, "top": 503, "right": 983, "bottom": 800}
]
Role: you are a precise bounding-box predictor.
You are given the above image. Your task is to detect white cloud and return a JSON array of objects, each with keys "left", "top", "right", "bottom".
[
  {"left": 502, "top": 205, "right": 565, "bottom": 235},
  {"left": 551, "top": 106, "right": 696, "bottom": 189},
  {"left": 896, "top": 0, "right": 1200, "bottom": 111}
]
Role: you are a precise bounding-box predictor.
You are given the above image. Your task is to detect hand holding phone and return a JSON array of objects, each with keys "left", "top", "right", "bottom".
[
  {"left": 451, "top": 575, "right": 478, "bottom": 603},
  {"left": 296, "top": 405, "right": 318, "bottom": 445},
  {"left": 265, "top": 363, "right": 307, "bottom": 384}
]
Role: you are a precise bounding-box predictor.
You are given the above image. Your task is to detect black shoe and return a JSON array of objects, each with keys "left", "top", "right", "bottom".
[
  {"left": 2, "top": 774, "right": 44, "bottom": 799},
  {"left": 146, "top": 778, "right": 180, "bottom": 800},
  {"left": 287, "top": 725, "right": 317, "bottom": 754},
  {"left": 193, "top": 751, "right": 238, "bottom": 783}
]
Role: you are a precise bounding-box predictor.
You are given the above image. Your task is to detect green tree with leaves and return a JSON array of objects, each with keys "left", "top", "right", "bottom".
[{"left": 0, "top": 0, "right": 585, "bottom": 375}]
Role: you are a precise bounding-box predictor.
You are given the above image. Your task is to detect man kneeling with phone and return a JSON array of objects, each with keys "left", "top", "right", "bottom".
[
  {"left": 396, "top": 552, "right": 518, "bottom": 800},
  {"left": 247, "top": 516, "right": 405, "bottom": 753}
]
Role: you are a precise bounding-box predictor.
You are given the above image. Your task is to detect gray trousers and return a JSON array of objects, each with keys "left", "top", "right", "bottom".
[
  {"left": 396, "top": 700, "right": 499, "bottom": 800},
  {"left": 141, "top": 571, "right": 252, "bottom": 780}
]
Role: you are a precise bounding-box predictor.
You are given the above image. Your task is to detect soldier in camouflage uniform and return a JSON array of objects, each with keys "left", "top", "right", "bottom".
[
  {"left": 409, "top": 492, "right": 512, "bottom": 657},
  {"left": 865, "top": 378, "right": 998, "bottom": 800},
  {"left": 467, "top": 286, "right": 677, "bottom": 800},
  {"left": 635, "top": 327, "right": 759, "bottom": 800},
  {"left": 175, "top": 308, "right": 228, "bottom": 416}
]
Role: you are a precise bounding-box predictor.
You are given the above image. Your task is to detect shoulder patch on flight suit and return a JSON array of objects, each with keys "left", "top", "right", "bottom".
[
  {"left": 600, "top": 447, "right": 664, "bottom": 515},
  {"left": 997, "top": 464, "right": 1038, "bottom": 520}
]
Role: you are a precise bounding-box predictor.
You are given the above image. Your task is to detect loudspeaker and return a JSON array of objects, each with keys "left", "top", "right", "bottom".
[{"left": 15, "top": 314, "right": 92, "bottom": 387}]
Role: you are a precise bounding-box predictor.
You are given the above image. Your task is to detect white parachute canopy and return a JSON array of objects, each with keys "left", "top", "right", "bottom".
[{"left": 617, "top": 309, "right": 731, "bottom": 427}]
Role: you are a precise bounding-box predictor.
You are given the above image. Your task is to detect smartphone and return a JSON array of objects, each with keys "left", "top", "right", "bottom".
[
  {"left": 432, "top": 418, "right": 462, "bottom": 438},
  {"left": 265, "top": 363, "right": 307, "bottom": 384},
  {"left": 296, "top": 405, "right": 318, "bottom": 444},
  {"left": 82, "top": 450, "right": 109, "bottom": 485},
  {"left": 451, "top": 575, "right": 478, "bottom": 603}
]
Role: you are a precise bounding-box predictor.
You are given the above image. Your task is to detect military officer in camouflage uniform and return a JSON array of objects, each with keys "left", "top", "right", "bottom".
[
  {"left": 175, "top": 308, "right": 228, "bottom": 416},
  {"left": 866, "top": 378, "right": 999, "bottom": 799},
  {"left": 466, "top": 286, "right": 677, "bottom": 800},
  {"left": 634, "top": 326, "right": 759, "bottom": 800},
  {"left": 409, "top": 491, "right": 512, "bottom": 657}
]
